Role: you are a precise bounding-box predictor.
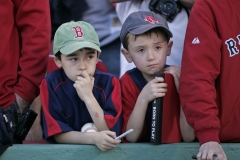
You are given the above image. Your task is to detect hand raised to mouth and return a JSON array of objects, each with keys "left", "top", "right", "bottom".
[{"left": 74, "top": 70, "right": 95, "bottom": 102}]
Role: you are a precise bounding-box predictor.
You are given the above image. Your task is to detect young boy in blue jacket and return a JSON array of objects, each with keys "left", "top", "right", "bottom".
[{"left": 41, "top": 21, "right": 122, "bottom": 151}]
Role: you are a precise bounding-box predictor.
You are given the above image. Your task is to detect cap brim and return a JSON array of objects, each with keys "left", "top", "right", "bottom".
[
  {"left": 129, "top": 24, "right": 173, "bottom": 38},
  {"left": 60, "top": 41, "right": 101, "bottom": 55}
]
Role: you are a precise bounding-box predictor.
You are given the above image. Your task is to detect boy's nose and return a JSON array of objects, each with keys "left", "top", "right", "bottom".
[
  {"left": 78, "top": 60, "right": 87, "bottom": 70},
  {"left": 147, "top": 50, "right": 155, "bottom": 60}
]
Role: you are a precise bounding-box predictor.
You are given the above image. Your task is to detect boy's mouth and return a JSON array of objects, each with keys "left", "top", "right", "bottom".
[
  {"left": 77, "top": 73, "right": 92, "bottom": 77},
  {"left": 147, "top": 64, "right": 157, "bottom": 67},
  {"left": 77, "top": 74, "right": 84, "bottom": 77}
]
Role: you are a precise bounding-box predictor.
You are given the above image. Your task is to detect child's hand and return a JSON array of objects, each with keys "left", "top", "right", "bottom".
[
  {"left": 164, "top": 65, "right": 181, "bottom": 92},
  {"left": 73, "top": 70, "right": 95, "bottom": 102},
  {"left": 94, "top": 130, "right": 121, "bottom": 151},
  {"left": 140, "top": 77, "right": 167, "bottom": 103}
]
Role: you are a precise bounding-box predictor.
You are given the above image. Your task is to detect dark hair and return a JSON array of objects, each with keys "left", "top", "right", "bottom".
[
  {"left": 122, "top": 28, "right": 170, "bottom": 50},
  {"left": 55, "top": 51, "right": 61, "bottom": 60},
  {"left": 54, "top": 48, "right": 99, "bottom": 61}
]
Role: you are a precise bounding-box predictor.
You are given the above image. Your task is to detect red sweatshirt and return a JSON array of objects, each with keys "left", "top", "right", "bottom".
[
  {"left": 0, "top": 0, "right": 51, "bottom": 109},
  {"left": 180, "top": 0, "right": 240, "bottom": 145}
]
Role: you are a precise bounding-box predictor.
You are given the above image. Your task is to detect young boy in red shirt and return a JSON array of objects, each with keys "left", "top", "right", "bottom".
[{"left": 120, "top": 11, "right": 195, "bottom": 142}]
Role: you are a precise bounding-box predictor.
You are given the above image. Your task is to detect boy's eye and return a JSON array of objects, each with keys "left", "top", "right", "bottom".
[
  {"left": 155, "top": 46, "right": 161, "bottom": 49},
  {"left": 70, "top": 58, "right": 78, "bottom": 61},
  {"left": 137, "top": 49, "right": 144, "bottom": 52},
  {"left": 87, "top": 55, "right": 94, "bottom": 60}
]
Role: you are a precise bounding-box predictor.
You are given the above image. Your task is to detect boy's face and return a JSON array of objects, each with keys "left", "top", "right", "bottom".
[
  {"left": 55, "top": 48, "right": 99, "bottom": 82},
  {"left": 122, "top": 32, "right": 172, "bottom": 80}
]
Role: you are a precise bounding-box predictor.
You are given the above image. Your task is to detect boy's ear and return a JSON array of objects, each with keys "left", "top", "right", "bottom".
[
  {"left": 121, "top": 48, "right": 133, "bottom": 63},
  {"left": 54, "top": 56, "right": 62, "bottom": 68},
  {"left": 167, "top": 40, "right": 173, "bottom": 56}
]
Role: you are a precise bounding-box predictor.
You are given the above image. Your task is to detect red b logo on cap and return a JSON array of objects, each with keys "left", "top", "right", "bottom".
[
  {"left": 72, "top": 26, "right": 83, "bottom": 38},
  {"left": 145, "top": 16, "right": 159, "bottom": 24}
]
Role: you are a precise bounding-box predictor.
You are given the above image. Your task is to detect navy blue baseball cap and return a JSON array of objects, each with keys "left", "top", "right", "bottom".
[{"left": 120, "top": 11, "right": 173, "bottom": 43}]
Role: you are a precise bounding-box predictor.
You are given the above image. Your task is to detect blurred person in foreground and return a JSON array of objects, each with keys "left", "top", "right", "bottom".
[
  {"left": 180, "top": 0, "right": 240, "bottom": 159},
  {"left": 0, "top": 0, "right": 51, "bottom": 143}
]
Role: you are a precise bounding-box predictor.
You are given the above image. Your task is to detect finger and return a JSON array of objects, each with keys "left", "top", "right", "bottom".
[
  {"left": 151, "top": 82, "right": 167, "bottom": 92},
  {"left": 108, "top": 138, "right": 121, "bottom": 144},
  {"left": 164, "top": 69, "right": 179, "bottom": 77},
  {"left": 196, "top": 152, "right": 202, "bottom": 160},
  {"left": 73, "top": 83, "right": 77, "bottom": 88},
  {"left": 81, "top": 70, "right": 90, "bottom": 79},
  {"left": 213, "top": 151, "right": 226, "bottom": 160},
  {"left": 73, "top": 81, "right": 82, "bottom": 88},
  {"left": 201, "top": 149, "right": 208, "bottom": 160},
  {"left": 156, "top": 88, "right": 167, "bottom": 95},
  {"left": 91, "top": 77, "right": 95, "bottom": 87},
  {"left": 154, "top": 77, "right": 164, "bottom": 83},
  {"left": 105, "top": 130, "right": 117, "bottom": 138},
  {"left": 157, "top": 82, "right": 168, "bottom": 88},
  {"left": 101, "top": 145, "right": 115, "bottom": 151},
  {"left": 169, "top": 65, "right": 180, "bottom": 69},
  {"left": 99, "top": 138, "right": 118, "bottom": 151},
  {"left": 164, "top": 66, "right": 180, "bottom": 72},
  {"left": 155, "top": 83, "right": 168, "bottom": 93},
  {"left": 215, "top": 155, "right": 225, "bottom": 160},
  {"left": 164, "top": 66, "right": 176, "bottom": 71},
  {"left": 213, "top": 155, "right": 220, "bottom": 160},
  {"left": 164, "top": 67, "right": 174, "bottom": 72},
  {"left": 104, "top": 132, "right": 121, "bottom": 144},
  {"left": 105, "top": 139, "right": 118, "bottom": 148},
  {"left": 206, "top": 151, "right": 214, "bottom": 160}
]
